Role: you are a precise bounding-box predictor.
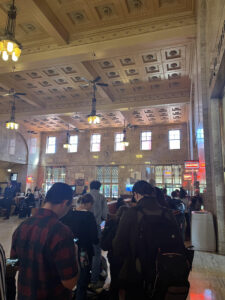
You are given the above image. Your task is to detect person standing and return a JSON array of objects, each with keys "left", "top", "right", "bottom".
[
  {"left": 3, "top": 182, "right": 15, "bottom": 220},
  {"left": 61, "top": 194, "right": 98, "bottom": 300},
  {"left": 89, "top": 180, "right": 108, "bottom": 289},
  {"left": 10, "top": 182, "right": 79, "bottom": 300}
]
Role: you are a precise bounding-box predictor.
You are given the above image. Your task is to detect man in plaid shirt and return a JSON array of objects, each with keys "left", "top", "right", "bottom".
[{"left": 10, "top": 182, "right": 79, "bottom": 300}]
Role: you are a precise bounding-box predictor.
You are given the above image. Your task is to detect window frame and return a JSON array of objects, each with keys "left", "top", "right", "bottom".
[
  {"left": 68, "top": 135, "right": 78, "bottom": 153},
  {"left": 169, "top": 130, "right": 181, "bottom": 150},
  {"left": 140, "top": 131, "right": 152, "bottom": 150},
  {"left": 46, "top": 136, "right": 56, "bottom": 154},
  {"left": 114, "top": 133, "right": 125, "bottom": 151},
  {"left": 90, "top": 134, "right": 101, "bottom": 152}
]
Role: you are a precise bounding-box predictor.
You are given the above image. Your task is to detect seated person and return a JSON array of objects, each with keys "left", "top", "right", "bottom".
[{"left": 61, "top": 194, "right": 98, "bottom": 300}]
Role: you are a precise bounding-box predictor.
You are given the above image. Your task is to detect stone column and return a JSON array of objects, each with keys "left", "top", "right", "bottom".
[{"left": 209, "top": 98, "right": 225, "bottom": 254}]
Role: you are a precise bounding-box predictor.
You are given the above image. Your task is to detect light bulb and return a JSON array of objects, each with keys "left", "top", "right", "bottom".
[
  {"left": 2, "top": 51, "right": 9, "bottom": 61},
  {"left": 7, "top": 41, "right": 14, "bottom": 53},
  {"left": 12, "top": 52, "right": 18, "bottom": 62},
  {"left": 14, "top": 47, "right": 21, "bottom": 57},
  {"left": 0, "top": 41, "right": 4, "bottom": 51}
]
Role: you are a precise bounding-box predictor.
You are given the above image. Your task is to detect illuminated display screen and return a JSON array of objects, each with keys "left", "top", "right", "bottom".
[{"left": 184, "top": 161, "right": 199, "bottom": 169}]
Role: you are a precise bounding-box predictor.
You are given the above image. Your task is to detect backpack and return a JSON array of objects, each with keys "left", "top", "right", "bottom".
[{"left": 136, "top": 207, "right": 192, "bottom": 299}]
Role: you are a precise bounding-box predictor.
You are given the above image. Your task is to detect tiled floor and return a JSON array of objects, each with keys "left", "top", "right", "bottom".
[{"left": 1, "top": 216, "right": 225, "bottom": 299}]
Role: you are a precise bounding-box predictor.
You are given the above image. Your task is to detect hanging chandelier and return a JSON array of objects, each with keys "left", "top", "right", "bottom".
[
  {"left": 6, "top": 99, "right": 19, "bottom": 130},
  {"left": 0, "top": 0, "right": 22, "bottom": 62},
  {"left": 121, "top": 120, "right": 129, "bottom": 147},
  {"left": 87, "top": 96, "right": 100, "bottom": 124},
  {"left": 63, "top": 127, "right": 70, "bottom": 149}
]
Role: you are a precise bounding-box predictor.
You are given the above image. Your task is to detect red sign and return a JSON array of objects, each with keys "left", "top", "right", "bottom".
[
  {"left": 183, "top": 173, "right": 192, "bottom": 181},
  {"left": 184, "top": 161, "right": 199, "bottom": 169},
  {"left": 26, "top": 176, "right": 33, "bottom": 183}
]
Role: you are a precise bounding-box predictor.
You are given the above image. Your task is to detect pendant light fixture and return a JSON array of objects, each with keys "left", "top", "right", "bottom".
[
  {"left": 0, "top": 0, "right": 22, "bottom": 62},
  {"left": 5, "top": 97, "right": 19, "bottom": 130},
  {"left": 82, "top": 76, "right": 108, "bottom": 124},
  {"left": 63, "top": 125, "right": 70, "bottom": 149},
  {"left": 121, "top": 120, "right": 129, "bottom": 147}
]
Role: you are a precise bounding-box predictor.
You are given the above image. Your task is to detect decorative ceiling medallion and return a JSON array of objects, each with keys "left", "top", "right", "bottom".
[
  {"left": 20, "top": 23, "right": 37, "bottom": 34},
  {"left": 167, "top": 62, "right": 181, "bottom": 71},
  {"left": 68, "top": 10, "right": 88, "bottom": 25},
  {"left": 49, "top": 88, "right": 59, "bottom": 93},
  {"left": 27, "top": 71, "right": 42, "bottom": 79},
  {"left": 12, "top": 74, "right": 26, "bottom": 80},
  {"left": 142, "top": 54, "right": 157, "bottom": 63},
  {"left": 126, "top": 0, "right": 143, "bottom": 12},
  {"left": 61, "top": 66, "right": 77, "bottom": 74},
  {"left": 145, "top": 65, "right": 159, "bottom": 73},
  {"left": 71, "top": 93, "right": 80, "bottom": 98},
  {"left": 35, "top": 90, "right": 45, "bottom": 95},
  {"left": 112, "top": 80, "right": 123, "bottom": 86},
  {"left": 130, "top": 78, "right": 140, "bottom": 84},
  {"left": 71, "top": 76, "right": 84, "bottom": 83},
  {"left": 26, "top": 83, "right": 37, "bottom": 88},
  {"left": 165, "top": 49, "right": 181, "bottom": 59},
  {"left": 168, "top": 73, "right": 181, "bottom": 79},
  {"left": 43, "top": 68, "right": 59, "bottom": 77},
  {"left": 120, "top": 57, "right": 135, "bottom": 66},
  {"left": 54, "top": 78, "right": 68, "bottom": 85},
  {"left": 172, "top": 107, "right": 182, "bottom": 111},
  {"left": 99, "top": 60, "right": 114, "bottom": 69},
  {"left": 95, "top": 4, "right": 116, "bottom": 20},
  {"left": 39, "top": 81, "right": 51, "bottom": 87},
  {"left": 106, "top": 71, "right": 120, "bottom": 78},
  {"left": 64, "top": 87, "right": 74, "bottom": 92},
  {"left": 125, "top": 68, "right": 139, "bottom": 76},
  {"left": 149, "top": 75, "right": 161, "bottom": 81}
]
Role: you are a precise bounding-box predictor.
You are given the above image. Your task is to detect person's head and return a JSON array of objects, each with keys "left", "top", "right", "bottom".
[
  {"left": 44, "top": 183, "right": 73, "bottom": 218},
  {"left": 175, "top": 189, "right": 180, "bottom": 197},
  {"left": 27, "top": 188, "right": 31, "bottom": 194},
  {"left": 171, "top": 191, "right": 177, "bottom": 198},
  {"left": 34, "top": 186, "right": 38, "bottom": 191},
  {"left": 149, "top": 178, "right": 155, "bottom": 187},
  {"left": 90, "top": 180, "right": 101, "bottom": 191},
  {"left": 132, "top": 180, "right": 154, "bottom": 202},
  {"left": 77, "top": 193, "right": 94, "bottom": 211}
]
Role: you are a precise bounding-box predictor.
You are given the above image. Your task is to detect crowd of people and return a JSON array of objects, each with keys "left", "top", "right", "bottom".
[
  {"left": 0, "top": 180, "right": 202, "bottom": 299},
  {"left": 0, "top": 185, "right": 45, "bottom": 220}
]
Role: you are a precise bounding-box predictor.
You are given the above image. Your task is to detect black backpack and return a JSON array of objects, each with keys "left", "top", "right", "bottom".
[{"left": 136, "top": 207, "right": 192, "bottom": 299}]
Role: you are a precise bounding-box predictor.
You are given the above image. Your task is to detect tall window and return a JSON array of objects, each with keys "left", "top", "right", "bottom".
[
  {"left": 8, "top": 138, "right": 16, "bottom": 155},
  {"left": 141, "top": 131, "right": 152, "bottom": 150},
  {"left": 97, "top": 166, "right": 119, "bottom": 198},
  {"left": 169, "top": 130, "right": 180, "bottom": 150},
  {"left": 68, "top": 135, "right": 78, "bottom": 153},
  {"left": 45, "top": 166, "right": 65, "bottom": 192},
  {"left": 30, "top": 137, "right": 37, "bottom": 154},
  {"left": 115, "top": 133, "right": 125, "bottom": 151},
  {"left": 90, "top": 134, "right": 101, "bottom": 152},
  {"left": 46, "top": 136, "right": 56, "bottom": 154}
]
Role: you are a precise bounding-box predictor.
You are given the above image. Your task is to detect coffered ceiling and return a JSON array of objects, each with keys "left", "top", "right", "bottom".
[{"left": 0, "top": 0, "right": 195, "bottom": 131}]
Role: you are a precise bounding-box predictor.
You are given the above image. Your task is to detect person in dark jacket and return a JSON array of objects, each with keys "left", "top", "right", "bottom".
[
  {"left": 3, "top": 182, "right": 15, "bottom": 220},
  {"left": 101, "top": 206, "right": 129, "bottom": 300},
  {"left": 61, "top": 193, "right": 98, "bottom": 300},
  {"left": 113, "top": 180, "right": 184, "bottom": 300},
  {"left": 24, "top": 189, "right": 35, "bottom": 218}
]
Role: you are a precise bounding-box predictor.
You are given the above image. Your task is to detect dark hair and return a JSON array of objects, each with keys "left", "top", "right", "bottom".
[
  {"left": 116, "top": 197, "right": 125, "bottom": 209},
  {"left": 77, "top": 193, "right": 94, "bottom": 205},
  {"left": 132, "top": 180, "right": 154, "bottom": 196},
  {"left": 45, "top": 183, "right": 73, "bottom": 206},
  {"left": 171, "top": 191, "right": 177, "bottom": 198},
  {"left": 90, "top": 180, "right": 101, "bottom": 190}
]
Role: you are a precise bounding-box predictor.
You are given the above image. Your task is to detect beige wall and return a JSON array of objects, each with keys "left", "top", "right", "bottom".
[{"left": 39, "top": 123, "right": 189, "bottom": 193}]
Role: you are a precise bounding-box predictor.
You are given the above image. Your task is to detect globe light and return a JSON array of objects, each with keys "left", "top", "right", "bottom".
[
  {"left": 7, "top": 41, "right": 14, "bottom": 53},
  {"left": 2, "top": 51, "right": 9, "bottom": 61},
  {"left": 12, "top": 51, "right": 18, "bottom": 62}
]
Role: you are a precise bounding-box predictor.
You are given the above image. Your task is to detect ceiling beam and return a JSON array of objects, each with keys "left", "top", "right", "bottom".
[{"left": 21, "top": 0, "right": 69, "bottom": 45}]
